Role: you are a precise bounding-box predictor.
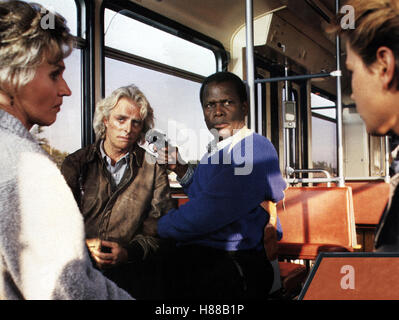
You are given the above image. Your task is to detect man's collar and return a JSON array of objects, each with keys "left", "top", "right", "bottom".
[
  {"left": 94, "top": 139, "right": 144, "bottom": 167},
  {"left": 207, "top": 126, "right": 253, "bottom": 154},
  {"left": 99, "top": 140, "right": 130, "bottom": 166},
  {"left": 228, "top": 126, "right": 253, "bottom": 152}
]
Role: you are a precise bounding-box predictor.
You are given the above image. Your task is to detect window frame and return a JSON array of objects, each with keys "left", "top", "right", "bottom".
[
  {"left": 100, "top": 0, "right": 228, "bottom": 98},
  {"left": 311, "top": 87, "right": 337, "bottom": 124},
  {"left": 77, "top": 0, "right": 97, "bottom": 147},
  {"left": 32, "top": 0, "right": 91, "bottom": 149},
  {"left": 310, "top": 86, "right": 338, "bottom": 175}
]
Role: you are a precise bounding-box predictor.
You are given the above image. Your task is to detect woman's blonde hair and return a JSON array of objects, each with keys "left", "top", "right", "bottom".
[
  {"left": 0, "top": 1, "right": 74, "bottom": 94},
  {"left": 93, "top": 85, "right": 155, "bottom": 142},
  {"left": 328, "top": 0, "right": 399, "bottom": 89}
]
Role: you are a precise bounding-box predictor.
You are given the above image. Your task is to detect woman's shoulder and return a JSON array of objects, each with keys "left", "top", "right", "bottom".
[
  {"left": 0, "top": 128, "right": 44, "bottom": 162},
  {"left": 0, "top": 129, "right": 46, "bottom": 185}
]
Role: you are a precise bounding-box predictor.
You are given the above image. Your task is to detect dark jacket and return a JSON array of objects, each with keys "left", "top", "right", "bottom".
[
  {"left": 374, "top": 174, "right": 399, "bottom": 251},
  {"left": 61, "top": 139, "right": 176, "bottom": 259}
]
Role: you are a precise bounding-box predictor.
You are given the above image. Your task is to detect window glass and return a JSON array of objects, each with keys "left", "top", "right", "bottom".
[
  {"left": 28, "top": 0, "right": 78, "bottom": 36},
  {"left": 311, "top": 117, "right": 337, "bottom": 175},
  {"left": 311, "top": 93, "right": 336, "bottom": 119},
  {"left": 105, "top": 58, "right": 213, "bottom": 163},
  {"left": 104, "top": 8, "right": 216, "bottom": 77},
  {"left": 311, "top": 93, "right": 337, "bottom": 175}
]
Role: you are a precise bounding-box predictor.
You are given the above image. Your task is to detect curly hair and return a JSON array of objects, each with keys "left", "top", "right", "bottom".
[
  {"left": 93, "top": 85, "right": 155, "bottom": 142},
  {"left": 327, "top": 0, "right": 399, "bottom": 89},
  {"left": 0, "top": 1, "right": 74, "bottom": 94}
]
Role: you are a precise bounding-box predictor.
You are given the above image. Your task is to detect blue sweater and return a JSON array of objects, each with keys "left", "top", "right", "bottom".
[{"left": 158, "top": 131, "right": 286, "bottom": 251}]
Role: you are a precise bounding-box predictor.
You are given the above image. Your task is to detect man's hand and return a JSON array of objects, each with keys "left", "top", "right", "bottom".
[
  {"left": 155, "top": 145, "right": 179, "bottom": 169},
  {"left": 155, "top": 145, "right": 188, "bottom": 178},
  {"left": 86, "top": 238, "right": 128, "bottom": 269},
  {"left": 86, "top": 238, "right": 101, "bottom": 251}
]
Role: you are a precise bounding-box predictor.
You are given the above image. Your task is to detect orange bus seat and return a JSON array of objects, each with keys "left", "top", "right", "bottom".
[
  {"left": 276, "top": 187, "right": 358, "bottom": 260},
  {"left": 263, "top": 203, "right": 308, "bottom": 299},
  {"left": 346, "top": 181, "right": 389, "bottom": 225}
]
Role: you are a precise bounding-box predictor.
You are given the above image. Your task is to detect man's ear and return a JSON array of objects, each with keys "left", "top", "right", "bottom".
[
  {"left": 376, "top": 46, "right": 396, "bottom": 90},
  {"left": 242, "top": 101, "right": 249, "bottom": 117}
]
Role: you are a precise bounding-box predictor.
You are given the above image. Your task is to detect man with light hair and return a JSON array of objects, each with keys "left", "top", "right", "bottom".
[
  {"left": 61, "top": 84, "right": 175, "bottom": 298},
  {"left": 329, "top": 0, "right": 399, "bottom": 251}
]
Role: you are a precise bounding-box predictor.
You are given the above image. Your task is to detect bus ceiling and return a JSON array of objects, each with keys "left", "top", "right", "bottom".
[{"left": 128, "top": 0, "right": 351, "bottom": 101}]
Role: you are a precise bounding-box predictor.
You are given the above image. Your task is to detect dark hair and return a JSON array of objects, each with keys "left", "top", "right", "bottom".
[
  {"left": 327, "top": 0, "right": 399, "bottom": 89},
  {"left": 199, "top": 71, "right": 248, "bottom": 105}
]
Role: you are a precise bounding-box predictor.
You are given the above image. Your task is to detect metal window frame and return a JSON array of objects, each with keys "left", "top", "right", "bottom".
[
  {"left": 41, "top": 0, "right": 92, "bottom": 148},
  {"left": 100, "top": 0, "right": 228, "bottom": 98},
  {"left": 71, "top": 0, "right": 96, "bottom": 147}
]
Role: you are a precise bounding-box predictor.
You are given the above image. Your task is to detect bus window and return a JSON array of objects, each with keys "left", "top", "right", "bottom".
[
  {"left": 30, "top": 0, "right": 83, "bottom": 168},
  {"left": 105, "top": 58, "right": 213, "bottom": 163},
  {"left": 103, "top": 6, "right": 220, "bottom": 162},
  {"left": 104, "top": 9, "right": 216, "bottom": 77},
  {"left": 311, "top": 93, "right": 337, "bottom": 176},
  {"left": 29, "top": 0, "right": 78, "bottom": 36}
]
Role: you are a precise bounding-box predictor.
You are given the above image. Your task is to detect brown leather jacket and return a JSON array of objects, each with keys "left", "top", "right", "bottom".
[{"left": 61, "top": 139, "right": 176, "bottom": 259}]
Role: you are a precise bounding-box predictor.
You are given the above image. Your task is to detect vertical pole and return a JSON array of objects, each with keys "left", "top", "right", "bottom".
[
  {"left": 246, "top": 0, "right": 256, "bottom": 131},
  {"left": 82, "top": 0, "right": 96, "bottom": 147},
  {"left": 284, "top": 54, "right": 291, "bottom": 176},
  {"left": 336, "top": 0, "right": 345, "bottom": 187},
  {"left": 385, "top": 135, "right": 391, "bottom": 183},
  {"left": 257, "top": 83, "right": 263, "bottom": 134}
]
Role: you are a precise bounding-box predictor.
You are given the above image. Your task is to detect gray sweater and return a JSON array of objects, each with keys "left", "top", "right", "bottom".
[{"left": 0, "top": 109, "right": 133, "bottom": 300}]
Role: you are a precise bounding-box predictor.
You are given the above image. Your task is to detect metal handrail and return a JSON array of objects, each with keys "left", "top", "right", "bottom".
[
  {"left": 287, "top": 167, "right": 333, "bottom": 187},
  {"left": 345, "top": 176, "right": 387, "bottom": 181},
  {"left": 253, "top": 72, "right": 337, "bottom": 84},
  {"left": 286, "top": 177, "right": 340, "bottom": 185}
]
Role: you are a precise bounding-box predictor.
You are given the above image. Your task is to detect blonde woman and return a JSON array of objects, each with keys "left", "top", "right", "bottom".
[{"left": 0, "top": 0, "right": 131, "bottom": 299}]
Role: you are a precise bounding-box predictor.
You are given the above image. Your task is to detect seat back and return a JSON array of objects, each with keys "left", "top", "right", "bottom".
[
  {"left": 346, "top": 181, "right": 389, "bottom": 225},
  {"left": 277, "top": 187, "right": 358, "bottom": 259}
]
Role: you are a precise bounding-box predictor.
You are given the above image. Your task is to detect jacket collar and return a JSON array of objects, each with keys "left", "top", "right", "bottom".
[{"left": 88, "top": 139, "right": 144, "bottom": 168}]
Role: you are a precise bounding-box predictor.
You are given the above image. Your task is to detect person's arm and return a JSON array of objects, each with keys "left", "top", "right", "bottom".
[
  {"left": 147, "top": 162, "right": 177, "bottom": 218},
  {"left": 176, "top": 162, "right": 196, "bottom": 188},
  {"left": 157, "top": 137, "right": 286, "bottom": 241},
  {"left": 60, "top": 154, "right": 81, "bottom": 203},
  {"left": 15, "top": 152, "right": 133, "bottom": 299},
  {"left": 122, "top": 162, "right": 177, "bottom": 260},
  {"left": 157, "top": 163, "right": 264, "bottom": 240}
]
